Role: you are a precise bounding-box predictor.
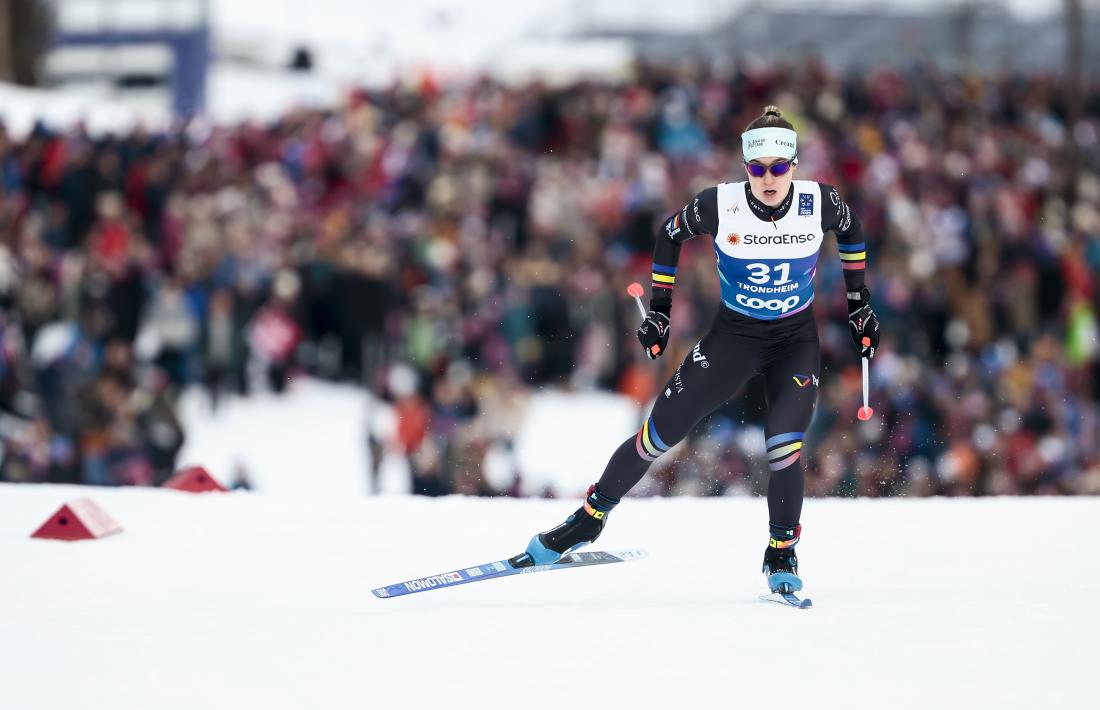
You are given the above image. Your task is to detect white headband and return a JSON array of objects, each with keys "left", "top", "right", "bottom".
[{"left": 741, "top": 127, "right": 798, "bottom": 163}]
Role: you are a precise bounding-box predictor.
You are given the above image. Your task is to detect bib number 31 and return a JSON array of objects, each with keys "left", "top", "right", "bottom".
[{"left": 746, "top": 262, "right": 792, "bottom": 285}]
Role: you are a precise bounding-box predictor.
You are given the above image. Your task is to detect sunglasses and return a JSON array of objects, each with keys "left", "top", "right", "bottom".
[{"left": 745, "top": 159, "right": 795, "bottom": 178}]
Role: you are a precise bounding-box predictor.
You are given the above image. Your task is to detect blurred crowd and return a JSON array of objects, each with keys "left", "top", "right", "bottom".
[{"left": 1, "top": 58, "right": 1099, "bottom": 496}]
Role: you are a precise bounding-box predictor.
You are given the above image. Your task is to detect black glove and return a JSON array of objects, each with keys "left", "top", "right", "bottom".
[
  {"left": 637, "top": 310, "right": 671, "bottom": 360},
  {"left": 847, "top": 287, "right": 880, "bottom": 359}
]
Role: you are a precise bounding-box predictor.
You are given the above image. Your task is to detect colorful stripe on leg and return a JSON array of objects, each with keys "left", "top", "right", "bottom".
[
  {"left": 766, "top": 431, "right": 803, "bottom": 471},
  {"left": 635, "top": 416, "right": 670, "bottom": 462}
]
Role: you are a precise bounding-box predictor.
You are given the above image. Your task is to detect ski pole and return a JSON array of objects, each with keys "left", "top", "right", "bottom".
[
  {"left": 857, "top": 337, "right": 874, "bottom": 421},
  {"left": 626, "top": 282, "right": 662, "bottom": 357}
]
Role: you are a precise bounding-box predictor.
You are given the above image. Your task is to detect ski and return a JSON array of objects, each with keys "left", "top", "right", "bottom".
[
  {"left": 759, "top": 591, "right": 813, "bottom": 609},
  {"left": 372, "top": 549, "right": 648, "bottom": 599}
]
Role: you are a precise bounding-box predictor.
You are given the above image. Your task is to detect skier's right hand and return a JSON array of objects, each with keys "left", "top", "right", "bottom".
[{"left": 637, "top": 310, "right": 671, "bottom": 360}]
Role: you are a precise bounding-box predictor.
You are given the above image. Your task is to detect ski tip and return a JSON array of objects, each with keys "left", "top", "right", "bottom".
[
  {"left": 782, "top": 593, "right": 812, "bottom": 609},
  {"left": 759, "top": 592, "right": 813, "bottom": 609},
  {"left": 371, "top": 588, "right": 391, "bottom": 599}
]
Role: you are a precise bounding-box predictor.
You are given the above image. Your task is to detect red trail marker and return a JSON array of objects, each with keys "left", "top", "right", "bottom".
[
  {"left": 31, "top": 498, "right": 123, "bottom": 541},
  {"left": 163, "top": 466, "right": 227, "bottom": 493}
]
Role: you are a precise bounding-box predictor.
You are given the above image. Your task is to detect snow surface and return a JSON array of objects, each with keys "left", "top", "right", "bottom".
[{"left": 2, "top": 483, "right": 1096, "bottom": 709}]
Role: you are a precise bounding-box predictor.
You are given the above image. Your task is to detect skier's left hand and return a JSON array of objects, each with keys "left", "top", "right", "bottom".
[{"left": 847, "top": 287, "right": 880, "bottom": 359}]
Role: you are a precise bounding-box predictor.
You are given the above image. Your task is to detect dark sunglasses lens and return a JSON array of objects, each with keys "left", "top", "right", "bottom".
[{"left": 747, "top": 161, "right": 792, "bottom": 177}]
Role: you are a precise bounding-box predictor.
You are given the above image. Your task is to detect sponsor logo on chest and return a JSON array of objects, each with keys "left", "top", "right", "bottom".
[
  {"left": 736, "top": 293, "right": 801, "bottom": 314},
  {"left": 740, "top": 233, "right": 816, "bottom": 245},
  {"left": 716, "top": 183, "right": 823, "bottom": 258},
  {"left": 718, "top": 219, "right": 821, "bottom": 257}
]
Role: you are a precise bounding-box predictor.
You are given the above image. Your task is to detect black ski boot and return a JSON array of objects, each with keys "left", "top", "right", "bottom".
[
  {"left": 510, "top": 485, "right": 620, "bottom": 567},
  {"left": 763, "top": 523, "right": 803, "bottom": 593}
]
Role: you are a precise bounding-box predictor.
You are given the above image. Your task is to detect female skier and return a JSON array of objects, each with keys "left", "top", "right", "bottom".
[{"left": 511, "top": 106, "right": 880, "bottom": 595}]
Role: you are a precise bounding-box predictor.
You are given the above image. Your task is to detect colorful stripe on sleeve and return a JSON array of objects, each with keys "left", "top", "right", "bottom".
[
  {"left": 838, "top": 242, "right": 866, "bottom": 271},
  {"left": 652, "top": 263, "right": 676, "bottom": 291}
]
